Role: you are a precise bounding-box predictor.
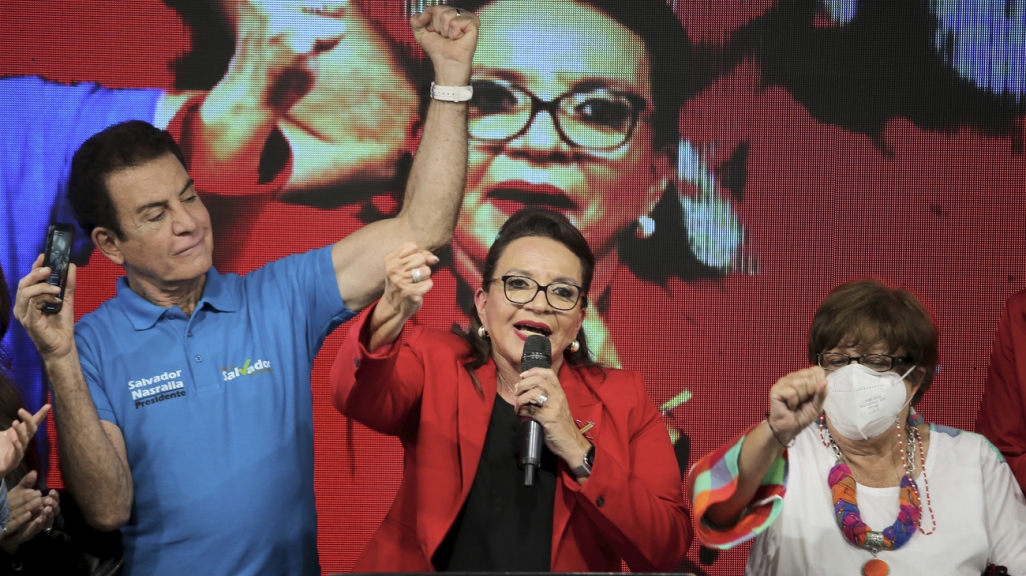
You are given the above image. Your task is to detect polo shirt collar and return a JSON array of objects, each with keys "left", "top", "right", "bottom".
[
  {"left": 117, "top": 268, "right": 238, "bottom": 331},
  {"left": 198, "top": 269, "right": 237, "bottom": 313}
]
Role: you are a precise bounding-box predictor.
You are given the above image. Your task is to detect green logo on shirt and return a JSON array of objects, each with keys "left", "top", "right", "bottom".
[{"left": 221, "top": 358, "right": 273, "bottom": 381}]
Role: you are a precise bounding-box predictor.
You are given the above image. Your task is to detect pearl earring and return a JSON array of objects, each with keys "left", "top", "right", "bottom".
[
  {"left": 636, "top": 215, "right": 655, "bottom": 239},
  {"left": 567, "top": 340, "right": 580, "bottom": 353},
  {"left": 477, "top": 326, "right": 489, "bottom": 338}
]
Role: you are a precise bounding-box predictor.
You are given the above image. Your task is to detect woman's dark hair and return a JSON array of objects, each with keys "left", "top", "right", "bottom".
[
  {"left": 807, "top": 279, "right": 940, "bottom": 406},
  {"left": 68, "top": 120, "right": 187, "bottom": 240},
  {"left": 457, "top": 208, "right": 601, "bottom": 384},
  {"left": 0, "top": 265, "right": 40, "bottom": 487}
]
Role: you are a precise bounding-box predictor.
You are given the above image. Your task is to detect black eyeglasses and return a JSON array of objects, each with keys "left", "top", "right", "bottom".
[
  {"left": 488, "top": 275, "right": 584, "bottom": 311},
  {"left": 817, "top": 352, "right": 910, "bottom": 373},
  {"left": 468, "top": 79, "right": 649, "bottom": 150}
]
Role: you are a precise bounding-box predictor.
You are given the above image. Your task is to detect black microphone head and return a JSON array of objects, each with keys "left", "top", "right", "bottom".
[{"left": 521, "top": 334, "right": 551, "bottom": 370}]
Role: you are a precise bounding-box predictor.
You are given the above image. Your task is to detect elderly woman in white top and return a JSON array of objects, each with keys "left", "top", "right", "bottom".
[{"left": 689, "top": 279, "right": 1026, "bottom": 575}]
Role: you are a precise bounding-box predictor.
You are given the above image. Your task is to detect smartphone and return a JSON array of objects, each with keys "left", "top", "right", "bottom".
[{"left": 41, "top": 223, "right": 75, "bottom": 314}]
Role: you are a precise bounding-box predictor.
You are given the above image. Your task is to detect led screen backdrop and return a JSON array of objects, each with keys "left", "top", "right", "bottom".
[{"left": 2, "top": 0, "right": 1024, "bottom": 573}]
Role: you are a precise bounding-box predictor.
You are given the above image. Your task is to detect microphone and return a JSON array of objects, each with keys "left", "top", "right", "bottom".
[{"left": 519, "top": 334, "right": 550, "bottom": 486}]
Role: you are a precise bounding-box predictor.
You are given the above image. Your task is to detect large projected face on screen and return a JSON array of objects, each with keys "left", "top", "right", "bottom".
[
  {"left": 456, "top": 0, "right": 670, "bottom": 280},
  {"left": 437, "top": 0, "right": 734, "bottom": 378}
]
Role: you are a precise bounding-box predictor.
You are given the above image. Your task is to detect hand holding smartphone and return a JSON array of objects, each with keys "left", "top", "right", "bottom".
[{"left": 41, "top": 223, "right": 74, "bottom": 314}]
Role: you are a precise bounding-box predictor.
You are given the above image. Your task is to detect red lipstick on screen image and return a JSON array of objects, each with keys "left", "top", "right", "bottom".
[{"left": 484, "top": 180, "right": 579, "bottom": 218}]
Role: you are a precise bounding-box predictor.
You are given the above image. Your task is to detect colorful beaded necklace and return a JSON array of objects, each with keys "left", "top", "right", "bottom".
[
  {"left": 828, "top": 456, "right": 921, "bottom": 553},
  {"left": 819, "top": 414, "right": 933, "bottom": 575}
]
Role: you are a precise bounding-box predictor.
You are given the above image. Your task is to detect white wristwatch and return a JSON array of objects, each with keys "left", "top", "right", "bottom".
[{"left": 430, "top": 82, "right": 474, "bottom": 103}]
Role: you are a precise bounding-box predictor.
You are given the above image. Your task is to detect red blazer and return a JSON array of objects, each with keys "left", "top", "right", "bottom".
[
  {"left": 330, "top": 306, "right": 693, "bottom": 572},
  {"left": 977, "top": 289, "right": 1026, "bottom": 494}
]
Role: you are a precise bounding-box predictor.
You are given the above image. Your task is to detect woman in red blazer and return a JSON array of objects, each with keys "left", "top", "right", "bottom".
[{"left": 331, "top": 208, "right": 692, "bottom": 572}]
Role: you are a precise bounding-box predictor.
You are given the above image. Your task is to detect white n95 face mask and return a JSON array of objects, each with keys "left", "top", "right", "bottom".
[{"left": 822, "top": 363, "right": 916, "bottom": 441}]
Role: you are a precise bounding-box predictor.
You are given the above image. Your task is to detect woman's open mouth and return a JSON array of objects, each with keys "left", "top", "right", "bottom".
[
  {"left": 485, "top": 181, "right": 578, "bottom": 216},
  {"left": 514, "top": 321, "right": 552, "bottom": 338}
]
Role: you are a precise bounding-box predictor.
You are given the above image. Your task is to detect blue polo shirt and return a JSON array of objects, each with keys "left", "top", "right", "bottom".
[{"left": 74, "top": 245, "right": 353, "bottom": 576}]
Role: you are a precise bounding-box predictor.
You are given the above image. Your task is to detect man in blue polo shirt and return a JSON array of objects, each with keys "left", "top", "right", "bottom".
[{"left": 13, "top": 7, "right": 480, "bottom": 575}]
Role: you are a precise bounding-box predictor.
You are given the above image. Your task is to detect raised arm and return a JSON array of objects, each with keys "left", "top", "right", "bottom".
[
  {"left": 331, "top": 244, "right": 438, "bottom": 433},
  {"left": 330, "top": 6, "right": 479, "bottom": 313},
  {"left": 701, "top": 367, "right": 827, "bottom": 528},
  {"left": 365, "top": 243, "right": 439, "bottom": 351},
  {"left": 14, "top": 258, "right": 133, "bottom": 532}
]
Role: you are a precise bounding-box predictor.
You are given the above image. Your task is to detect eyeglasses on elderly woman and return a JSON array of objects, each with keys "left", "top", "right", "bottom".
[{"left": 816, "top": 352, "right": 911, "bottom": 373}]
